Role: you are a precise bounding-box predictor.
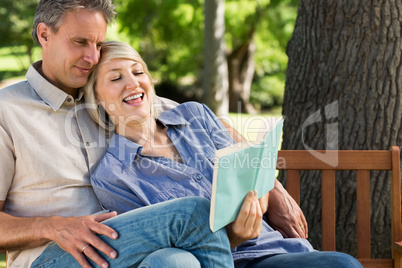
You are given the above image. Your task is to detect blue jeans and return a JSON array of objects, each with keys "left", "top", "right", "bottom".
[
  {"left": 31, "top": 197, "right": 233, "bottom": 268},
  {"left": 245, "top": 251, "right": 363, "bottom": 268},
  {"left": 139, "top": 248, "right": 200, "bottom": 268}
]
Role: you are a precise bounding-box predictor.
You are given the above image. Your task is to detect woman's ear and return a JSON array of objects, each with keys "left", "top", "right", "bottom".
[{"left": 95, "top": 94, "right": 101, "bottom": 106}]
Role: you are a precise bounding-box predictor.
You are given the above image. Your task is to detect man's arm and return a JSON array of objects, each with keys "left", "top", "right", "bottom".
[
  {"left": 265, "top": 180, "right": 308, "bottom": 239},
  {"left": 0, "top": 200, "right": 119, "bottom": 268},
  {"left": 221, "top": 121, "right": 308, "bottom": 239}
]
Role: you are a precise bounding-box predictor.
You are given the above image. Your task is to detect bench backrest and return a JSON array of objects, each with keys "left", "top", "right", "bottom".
[{"left": 277, "top": 146, "right": 401, "bottom": 268}]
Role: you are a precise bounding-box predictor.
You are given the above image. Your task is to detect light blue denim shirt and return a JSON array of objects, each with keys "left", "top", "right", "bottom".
[{"left": 91, "top": 102, "right": 315, "bottom": 267}]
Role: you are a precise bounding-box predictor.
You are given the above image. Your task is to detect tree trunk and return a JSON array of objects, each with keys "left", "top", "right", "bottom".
[
  {"left": 228, "top": 39, "right": 258, "bottom": 114},
  {"left": 282, "top": 0, "right": 402, "bottom": 258},
  {"left": 203, "top": 0, "right": 229, "bottom": 115},
  {"left": 27, "top": 45, "right": 33, "bottom": 66}
]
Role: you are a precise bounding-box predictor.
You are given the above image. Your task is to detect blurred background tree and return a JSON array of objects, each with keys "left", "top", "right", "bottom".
[
  {"left": 0, "top": 0, "right": 38, "bottom": 69},
  {"left": 0, "top": 0, "right": 298, "bottom": 113},
  {"left": 115, "top": 0, "right": 298, "bottom": 114}
]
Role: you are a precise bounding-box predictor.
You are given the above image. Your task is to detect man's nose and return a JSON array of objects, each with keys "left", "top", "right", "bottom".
[{"left": 83, "top": 45, "right": 100, "bottom": 65}]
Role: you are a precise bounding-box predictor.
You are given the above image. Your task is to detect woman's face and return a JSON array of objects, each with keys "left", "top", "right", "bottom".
[{"left": 95, "top": 58, "right": 152, "bottom": 128}]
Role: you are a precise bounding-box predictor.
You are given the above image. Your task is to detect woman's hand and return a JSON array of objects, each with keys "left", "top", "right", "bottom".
[
  {"left": 225, "top": 191, "right": 263, "bottom": 248},
  {"left": 258, "top": 192, "right": 269, "bottom": 215}
]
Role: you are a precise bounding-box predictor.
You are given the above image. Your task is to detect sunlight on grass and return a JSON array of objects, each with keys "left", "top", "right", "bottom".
[{"left": 0, "top": 46, "right": 41, "bottom": 71}]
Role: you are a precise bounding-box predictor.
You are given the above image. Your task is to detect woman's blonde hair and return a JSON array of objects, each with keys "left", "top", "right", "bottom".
[{"left": 84, "top": 41, "right": 162, "bottom": 132}]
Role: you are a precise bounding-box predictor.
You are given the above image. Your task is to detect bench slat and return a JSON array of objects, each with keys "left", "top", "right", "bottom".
[
  {"left": 286, "top": 170, "right": 300, "bottom": 206},
  {"left": 357, "top": 170, "right": 371, "bottom": 258},
  {"left": 391, "top": 147, "right": 402, "bottom": 245},
  {"left": 321, "top": 170, "right": 336, "bottom": 251},
  {"left": 278, "top": 150, "right": 392, "bottom": 170}
]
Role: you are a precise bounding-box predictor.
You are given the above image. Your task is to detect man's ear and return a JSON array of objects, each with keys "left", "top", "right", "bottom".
[{"left": 37, "top": 23, "right": 51, "bottom": 47}]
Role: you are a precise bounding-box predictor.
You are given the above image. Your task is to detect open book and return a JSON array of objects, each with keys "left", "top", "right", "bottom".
[{"left": 210, "top": 118, "right": 284, "bottom": 232}]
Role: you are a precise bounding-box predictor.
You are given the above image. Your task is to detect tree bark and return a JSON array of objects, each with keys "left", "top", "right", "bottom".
[
  {"left": 228, "top": 40, "right": 258, "bottom": 114},
  {"left": 282, "top": 0, "right": 402, "bottom": 258},
  {"left": 203, "top": 0, "right": 229, "bottom": 115}
]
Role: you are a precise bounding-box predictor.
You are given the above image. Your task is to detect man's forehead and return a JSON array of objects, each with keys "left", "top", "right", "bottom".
[{"left": 60, "top": 10, "right": 107, "bottom": 40}]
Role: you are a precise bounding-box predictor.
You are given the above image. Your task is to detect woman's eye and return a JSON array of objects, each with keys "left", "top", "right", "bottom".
[
  {"left": 111, "top": 77, "right": 121, "bottom": 82},
  {"left": 133, "top": 71, "right": 144, "bottom": 75}
]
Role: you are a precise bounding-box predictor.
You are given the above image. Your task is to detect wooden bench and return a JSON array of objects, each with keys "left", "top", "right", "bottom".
[{"left": 277, "top": 146, "right": 401, "bottom": 268}]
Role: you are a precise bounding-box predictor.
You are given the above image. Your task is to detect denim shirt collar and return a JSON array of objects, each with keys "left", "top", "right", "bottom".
[
  {"left": 157, "top": 109, "right": 190, "bottom": 127},
  {"left": 107, "top": 108, "right": 190, "bottom": 167}
]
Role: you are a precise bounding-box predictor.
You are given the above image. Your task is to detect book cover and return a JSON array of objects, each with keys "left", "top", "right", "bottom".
[{"left": 210, "top": 118, "right": 284, "bottom": 232}]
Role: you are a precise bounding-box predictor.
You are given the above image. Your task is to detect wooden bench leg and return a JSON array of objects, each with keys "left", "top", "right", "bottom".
[{"left": 394, "top": 242, "right": 402, "bottom": 268}]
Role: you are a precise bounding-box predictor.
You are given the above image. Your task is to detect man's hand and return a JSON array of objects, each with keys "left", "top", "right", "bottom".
[
  {"left": 266, "top": 179, "right": 308, "bottom": 239},
  {"left": 0, "top": 204, "right": 119, "bottom": 268},
  {"left": 225, "top": 191, "right": 263, "bottom": 248},
  {"left": 43, "top": 212, "right": 119, "bottom": 268}
]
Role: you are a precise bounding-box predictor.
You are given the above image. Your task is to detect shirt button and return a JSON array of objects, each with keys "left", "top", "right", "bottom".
[
  {"left": 85, "top": 142, "right": 90, "bottom": 147},
  {"left": 168, "top": 196, "right": 174, "bottom": 200},
  {"left": 196, "top": 174, "right": 203, "bottom": 180},
  {"left": 67, "top": 97, "right": 73, "bottom": 103}
]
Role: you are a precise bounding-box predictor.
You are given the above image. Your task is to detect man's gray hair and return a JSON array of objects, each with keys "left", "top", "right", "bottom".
[{"left": 32, "top": 0, "right": 116, "bottom": 46}]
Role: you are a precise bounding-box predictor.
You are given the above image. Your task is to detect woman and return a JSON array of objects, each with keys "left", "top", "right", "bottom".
[{"left": 84, "top": 41, "right": 362, "bottom": 268}]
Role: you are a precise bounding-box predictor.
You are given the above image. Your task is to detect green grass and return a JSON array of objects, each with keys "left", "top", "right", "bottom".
[
  {"left": 0, "top": 46, "right": 41, "bottom": 81},
  {"left": 0, "top": 46, "right": 41, "bottom": 71},
  {"left": 0, "top": 253, "right": 5, "bottom": 268}
]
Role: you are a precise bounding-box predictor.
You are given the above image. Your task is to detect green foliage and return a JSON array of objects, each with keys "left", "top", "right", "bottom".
[
  {"left": 251, "top": 0, "right": 298, "bottom": 109},
  {"left": 0, "top": 0, "right": 38, "bottom": 46},
  {"left": 116, "top": 0, "right": 204, "bottom": 82},
  {"left": 114, "top": 0, "right": 298, "bottom": 109},
  {"left": 0, "top": 0, "right": 39, "bottom": 69}
]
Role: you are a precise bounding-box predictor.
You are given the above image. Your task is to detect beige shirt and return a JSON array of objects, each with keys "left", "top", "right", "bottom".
[{"left": 0, "top": 62, "right": 107, "bottom": 267}]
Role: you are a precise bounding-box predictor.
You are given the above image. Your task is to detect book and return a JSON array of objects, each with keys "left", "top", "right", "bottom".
[{"left": 210, "top": 118, "right": 284, "bottom": 232}]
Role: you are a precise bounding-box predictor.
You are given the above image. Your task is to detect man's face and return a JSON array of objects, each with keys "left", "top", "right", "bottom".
[{"left": 40, "top": 9, "right": 107, "bottom": 93}]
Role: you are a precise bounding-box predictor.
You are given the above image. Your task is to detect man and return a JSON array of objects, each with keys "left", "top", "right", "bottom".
[{"left": 0, "top": 0, "right": 308, "bottom": 267}]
